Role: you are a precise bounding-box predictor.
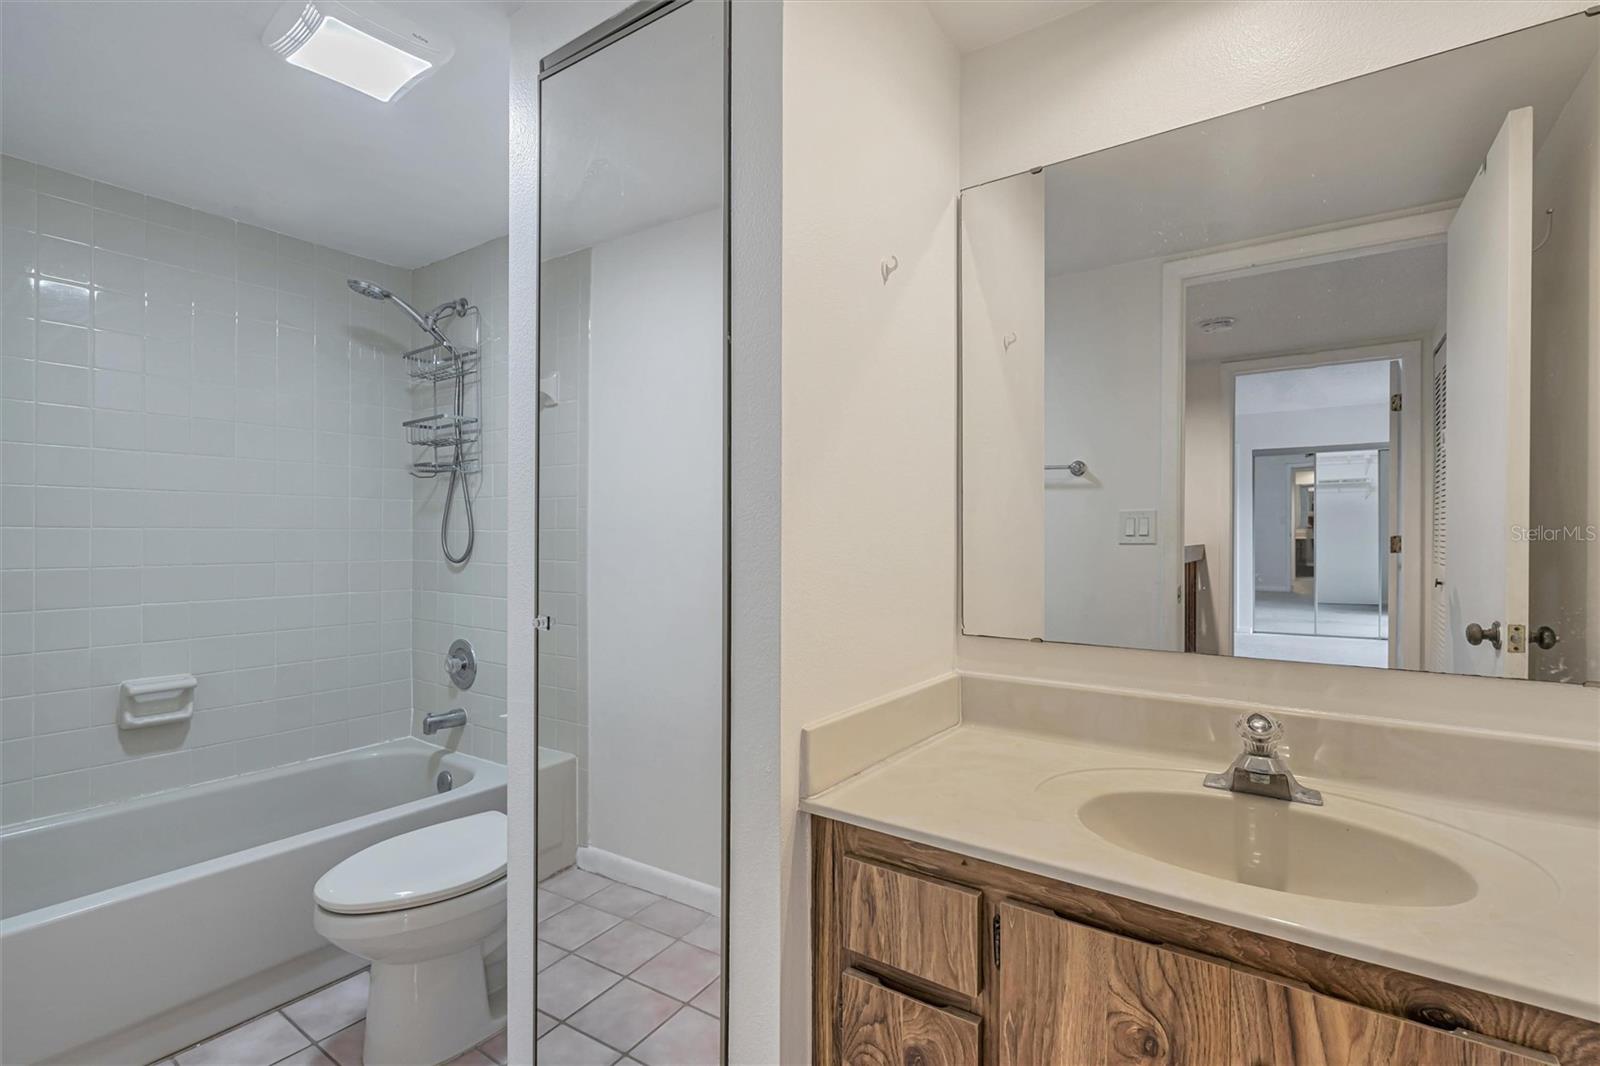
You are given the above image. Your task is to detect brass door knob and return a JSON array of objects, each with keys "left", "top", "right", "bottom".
[
  {"left": 1532, "top": 625, "right": 1559, "bottom": 650},
  {"left": 1465, "top": 621, "right": 1502, "bottom": 650}
]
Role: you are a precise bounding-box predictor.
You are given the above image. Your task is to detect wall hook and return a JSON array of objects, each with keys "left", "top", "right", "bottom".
[
  {"left": 880, "top": 255, "right": 898, "bottom": 284},
  {"left": 1002, "top": 332, "right": 1018, "bottom": 352},
  {"left": 1533, "top": 207, "right": 1555, "bottom": 253}
]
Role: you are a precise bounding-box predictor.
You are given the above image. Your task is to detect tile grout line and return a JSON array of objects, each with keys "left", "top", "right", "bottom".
[
  {"left": 319, "top": 1018, "right": 366, "bottom": 1066},
  {"left": 278, "top": 1007, "right": 318, "bottom": 1048},
  {"left": 159, "top": 999, "right": 312, "bottom": 1066},
  {"left": 571, "top": 1002, "right": 720, "bottom": 1061},
  {"left": 540, "top": 930, "right": 719, "bottom": 1061}
]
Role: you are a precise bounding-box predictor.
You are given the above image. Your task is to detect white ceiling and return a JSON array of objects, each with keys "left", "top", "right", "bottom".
[
  {"left": 1043, "top": 15, "right": 1598, "bottom": 275},
  {"left": 1186, "top": 242, "right": 1446, "bottom": 363},
  {"left": 1236, "top": 360, "right": 1393, "bottom": 417},
  {"left": 926, "top": 0, "right": 1096, "bottom": 54},
  {"left": 1, "top": 0, "right": 513, "bottom": 269},
  {"left": 538, "top": 0, "right": 723, "bottom": 261}
]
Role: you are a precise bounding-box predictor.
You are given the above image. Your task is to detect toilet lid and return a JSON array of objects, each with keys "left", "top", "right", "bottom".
[{"left": 315, "top": 810, "right": 507, "bottom": 915}]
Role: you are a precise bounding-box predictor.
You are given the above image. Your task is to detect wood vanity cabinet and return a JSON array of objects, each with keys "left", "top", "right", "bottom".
[{"left": 813, "top": 817, "right": 1600, "bottom": 1066}]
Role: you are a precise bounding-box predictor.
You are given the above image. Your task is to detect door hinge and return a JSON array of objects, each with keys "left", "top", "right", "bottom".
[
  {"left": 992, "top": 914, "right": 1002, "bottom": 970},
  {"left": 1391, "top": 392, "right": 1403, "bottom": 412},
  {"left": 534, "top": 615, "right": 552, "bottom": 631},
  {"left": 1389, "top": 535, "right": 1402, "bottom": 554}
]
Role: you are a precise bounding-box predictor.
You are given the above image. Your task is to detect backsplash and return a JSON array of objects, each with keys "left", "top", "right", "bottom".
[{"left": 0, "top": 156, "right": 420, "bottom": 824}]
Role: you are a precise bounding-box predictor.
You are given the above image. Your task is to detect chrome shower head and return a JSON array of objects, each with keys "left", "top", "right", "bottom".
[
  {"left": 349, "top": 278, "right": 441, "bottom": 341},
  {"left": 348, "top": 278, "right": 392, "bottom": 300}
]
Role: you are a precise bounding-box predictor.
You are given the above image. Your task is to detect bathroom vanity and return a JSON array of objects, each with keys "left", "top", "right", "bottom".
[
  {"left": 800, "top": 677, "right": 1600, "bottom": 1066},
  {"left": 811, "top": 816, "right": 1596, "bottom": 1065}
]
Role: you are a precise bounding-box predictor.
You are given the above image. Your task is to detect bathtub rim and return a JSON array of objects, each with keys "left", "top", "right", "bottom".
[{"left": 1, "top": 737, "right": 506, "bottom": 934}]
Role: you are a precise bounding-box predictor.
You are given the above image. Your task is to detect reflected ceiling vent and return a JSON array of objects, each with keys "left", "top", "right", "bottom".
[
  {"left": 263, "top": 1, "right": 454, "bottom": 103},
  {"left": 1197, "top": 316, "right": 1237, "bottom": 334}
]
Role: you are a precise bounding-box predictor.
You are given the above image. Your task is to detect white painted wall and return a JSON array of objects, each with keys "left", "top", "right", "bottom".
[
  {"left": 1183, "top": 363, "right": 1228, "bottom": 653},
  {"left": 778, "top": 2, "right": 959, "bottom": 1061},
  {"left": 958, "top": 0, "right": 1600, "bottom": 729},
  {"left": 960, "top": 173, "right": 1044, "bottom": 639},
  {"left": 1530, "top": 49, "right": 1599, "bottom": 685},
  {"left": 585, "top": 209, "right": 723, "bottom": 889},
  {"left": 1312, "top": 449, "right": 1384, "bottom": 606},
  {"left": 1041, "top": 259, "right": 1165, "bottom": 649},
  {"left": 960, "top": 0, "right": 1593, "bottom": 187}
]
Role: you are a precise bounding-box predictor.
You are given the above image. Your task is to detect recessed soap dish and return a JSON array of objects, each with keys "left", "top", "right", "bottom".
[{"left": 119, "top": 674, "right": 197, "bottom": 730}]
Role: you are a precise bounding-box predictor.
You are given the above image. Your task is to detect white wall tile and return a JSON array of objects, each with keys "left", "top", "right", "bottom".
[
  {"left": 37, "top": 197, "right": 91, "bottom": 244},
  {"left": 0, "top": 156, "right": 421, "bottom": 819}
]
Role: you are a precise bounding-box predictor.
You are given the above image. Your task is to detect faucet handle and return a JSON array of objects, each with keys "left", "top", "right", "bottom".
[{"left": 1238, "top": 712, "right": 1282, "bottom": 754}]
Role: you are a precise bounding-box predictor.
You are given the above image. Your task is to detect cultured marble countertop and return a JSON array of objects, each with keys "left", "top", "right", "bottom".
[{"left": 800, "top": 722, "right": 1600, "bottom": 1022}]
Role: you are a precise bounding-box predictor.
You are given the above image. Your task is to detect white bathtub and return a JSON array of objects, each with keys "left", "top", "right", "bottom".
[
  {"left": 0, "top": 738, "right": 506, "bottom": 1066},
  {"left": 538, "top": 746, "right": 578, "bottom": 879}
]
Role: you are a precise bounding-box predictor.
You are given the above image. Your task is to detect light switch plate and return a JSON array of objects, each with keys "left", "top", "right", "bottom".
[{"left": 1119, "top": 509, "right": 1157, "bottom": 545}]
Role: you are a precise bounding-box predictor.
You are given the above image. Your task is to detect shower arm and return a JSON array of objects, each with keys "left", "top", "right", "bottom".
[{"left": 384, "top": 293, "right": 467, "bottom": 356}]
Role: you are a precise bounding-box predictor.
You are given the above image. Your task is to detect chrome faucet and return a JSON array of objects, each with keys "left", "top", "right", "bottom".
[
  {"left": 1203, "top": 712, "right": 1323, "bottom": 806},
  {"left": 422, "top": 708, "right": 467, "bottom": 735}
]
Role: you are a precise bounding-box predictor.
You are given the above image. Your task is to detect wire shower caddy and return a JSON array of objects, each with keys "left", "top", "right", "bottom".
[{"left": 402, "top": 304, "right": 481, "bottom": 478}]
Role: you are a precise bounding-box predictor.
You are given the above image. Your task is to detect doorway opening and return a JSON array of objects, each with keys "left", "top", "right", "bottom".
[
  {"left": 1231, "top": 361, "right": 1399, "bottom": 668},
  {"left": 1248, "top": 444, "right": 1393, "bottom": 652}
]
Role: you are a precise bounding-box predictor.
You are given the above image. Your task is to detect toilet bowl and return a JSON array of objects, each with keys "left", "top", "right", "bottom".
[{"left": 314, "top": 810, "right": 507, "bottom": 1066}]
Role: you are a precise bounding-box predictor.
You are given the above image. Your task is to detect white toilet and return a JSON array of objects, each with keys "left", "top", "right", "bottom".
[{"left": 314, "top": 810, "right": 507, "bottom": 1066}]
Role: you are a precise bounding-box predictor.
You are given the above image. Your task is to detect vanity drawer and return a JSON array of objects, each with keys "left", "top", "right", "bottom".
[
  {"left": 839, "top": 969, "right": 980, "bottom": 1066},
  {"left": 840, "top": 855, "right": 982, "bottom": 997}
]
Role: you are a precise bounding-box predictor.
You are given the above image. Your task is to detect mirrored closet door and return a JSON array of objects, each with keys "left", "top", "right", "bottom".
[{"left": 534, "top": 2, "right": 727, "bottom": 1062}]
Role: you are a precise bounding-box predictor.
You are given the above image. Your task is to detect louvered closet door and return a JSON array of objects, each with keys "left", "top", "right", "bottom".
[{"left": 1428, "top": 353, "right": 1450, "bottom": 670}]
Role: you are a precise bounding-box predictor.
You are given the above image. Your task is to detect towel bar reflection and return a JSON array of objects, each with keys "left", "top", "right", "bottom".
[{"left": 1046, "top": 461, "right": 1088, "bottom": 477}]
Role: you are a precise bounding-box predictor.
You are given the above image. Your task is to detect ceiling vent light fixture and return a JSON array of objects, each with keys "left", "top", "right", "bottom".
[
  {"left": 263, "top": 1, "right": 453, "bottom": 103},
  {"left": 1198, "top": 316, "right": 1237, "bottom": 334}
]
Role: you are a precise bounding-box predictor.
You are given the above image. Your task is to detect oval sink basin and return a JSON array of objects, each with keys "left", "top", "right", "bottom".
[{"left": 1077, "top": 790, "right": 1478, "bottom": 907}]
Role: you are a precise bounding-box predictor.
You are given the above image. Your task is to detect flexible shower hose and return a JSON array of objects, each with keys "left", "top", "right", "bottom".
[
  {"left": 441, "top": 360, "right": 475, "bottom": 565},
  {"left": 442, "top": 461, "right": 475, "bottom": 564}
]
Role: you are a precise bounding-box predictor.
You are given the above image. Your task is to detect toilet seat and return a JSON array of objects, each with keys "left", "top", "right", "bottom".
[{"left": 315, "top": 810, "right": 506, "bottom": 915}]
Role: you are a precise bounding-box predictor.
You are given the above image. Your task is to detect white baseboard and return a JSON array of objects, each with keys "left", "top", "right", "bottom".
[{"left": 576, "top": 846, "right": 720, "bottom": 916}]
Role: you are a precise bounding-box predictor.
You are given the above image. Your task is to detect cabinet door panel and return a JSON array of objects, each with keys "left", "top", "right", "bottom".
[
  {"left": 997, "top": 900, "right": 1110, "bottom": 1065},
  {"left": 1108, "top": 938, "right": 1231, "bottom": 1065},
  {"left": 996, "top": 901, "right": 1231, "bottom": 1066},
  {"left": 839, "top": 969, "right": 980, "bottom": 1066},
  {"left": 1230, "top": 970, "right": 1552, "bottom": 1066}
]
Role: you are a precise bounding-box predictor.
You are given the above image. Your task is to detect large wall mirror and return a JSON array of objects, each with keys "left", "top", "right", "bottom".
[{"left": 960, "top": 14, "right": 1598, "bottom": 684}]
